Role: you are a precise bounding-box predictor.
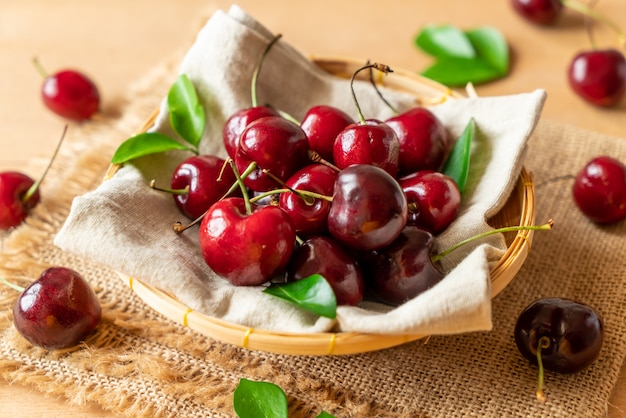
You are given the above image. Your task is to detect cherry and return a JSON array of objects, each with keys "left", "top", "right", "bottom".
[
  {"left": 286, "top": 236, "right": 365, "bottom": 306},
  {"left": 235, "top": 115, "right": 310, "bottom": 192},
  {"left": 361, "top": 227, "right": 445, "bottom": 306},
  {"left": 514, "top": 297, "right": 603, "bottom": 401},
  {"left": 328, "top": 164, "right": 408, "bottom": 251},
  {"left": 278, "top": 164, "right": 337, "bottom": 237},
  {"left": 386, "top": 107, "right": 450, "bottom": 174},
  {"left": 10, "top": 267, "right": 102, "bottom": 350},
  {"left": 572, "top": 155, "right": 626, "bottom": 224},
  {"left": 300, "top": 105, "right": 354, "bottom": 163},
  {"left": 34, "top": 58, "right": 100, "bottom": 121},
  {"left": 568, "top": 48, "right": 626, "bottom": 107},
  {"left": 165, "top": 154, "right": 239, "bottom": 220},
  {"left": 0, "top": 125, "right": 66, "bottom": 230},
  {"left": 399, "top": 170, "right": 461, "bottom": 234},
  {"left": 198, "top": 197, "right": 296, "bottom": 286},
  {"left": 510, "top": 0, "right": 563, "bottom": 26}
]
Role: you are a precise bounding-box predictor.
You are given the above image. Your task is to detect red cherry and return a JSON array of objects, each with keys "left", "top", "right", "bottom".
[
  {"left": 386, "top": 107, "right": 450, "bottom": 174},
  {"left": 235, "top": 116, "right": 310, "bottom": 192},
  {"left": 572, "top": 156, "right": 626, "bottom": 224},
  {"left": 399, "top": 170, "right": 461, "bottom": 234},
  {"left": 222, "top": 106, "right": 279, "bottom": 159},
  {"left": 333, "top": 119, "right": 400, "bottom": 177},
  {"left": 169, "top": 155, "right": 239, "bottom": 219},
  {"left": 0, "top": 172, "right": 40, "bottom": 230},
  {"left": 328, "top": 164, "right": 407, "bottom": 251},
  {"left": 279, "top": 164, "right": 337, "bottom": 237},
  {"left": 300, "top": 105, "right": 354, "bottom": 162},
  {"left": 198, "top": 197, "right": 296, "bottom": 286},
  {"left": 510, "top": 0, "right": 563, "bottom": 25},
  {"left": 568, "top": 49, "right": 626, "bottom": 107},
  {"left": 35, "top": 60, "right": 100, "bottom": 121},
  {"left": 286, "top": 236, "right": 365, "bottom": 306},
  {"left": 12, "top": 267, "right": 102, "bottom": 350}
]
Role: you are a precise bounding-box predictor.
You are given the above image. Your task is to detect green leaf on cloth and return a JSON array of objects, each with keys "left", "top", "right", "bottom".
[
  {"left": 263, "top": 274, "right": 337, "bottom": 319},
  {"left": 233, "top": 378, "right": 288, "bottom": 418}
]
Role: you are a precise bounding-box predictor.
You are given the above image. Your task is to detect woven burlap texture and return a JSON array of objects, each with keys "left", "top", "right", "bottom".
[{"left": 1, "top": 56, "right": 625, "bottom": 418}]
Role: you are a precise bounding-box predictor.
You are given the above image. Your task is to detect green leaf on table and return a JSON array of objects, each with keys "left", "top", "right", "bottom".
[
  {"left": 415, "top": 25, "right": 509, "bottom": 86},
  {"left": 167, "top": 73, "right": 206, "bottom": 147},
  {"left": 110, "top": 132, "right": 195, "bottom": 164},
  {"left": 441, "top": 117, "right": 475, "bottom": 194},
  {"left": 263, "top": 274, "right": 337, "bottom": 319},
  {"left": 233, "top": 378, "right": 288, "bottom": 418},
  {"left": 316, "top": 412, "right": 337, "bottom": 418}
]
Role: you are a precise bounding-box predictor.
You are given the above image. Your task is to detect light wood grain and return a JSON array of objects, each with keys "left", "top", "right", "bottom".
[{"left": 1, "top": 0, "right": 625, "bottom": 416}]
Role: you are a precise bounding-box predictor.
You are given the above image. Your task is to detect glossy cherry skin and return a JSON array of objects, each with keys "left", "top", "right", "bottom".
[
  {"left": 399, "top": 170, "right": 461, "bottom": 234},
  {"left": 198, "top": 197, "right": 296, "bottom": 286},
  {"left": 572, "top": 156, "right": 626, "bottom": 224},
  {"left": 300, "top": 105, "right": 354, "bottom": 163},
  {"left": 514, "top": 297, "right": 603, "bottom": 374},
  {"left": 222, "top": 106, "right": 279, "bottom": 159},
  {"left": 510, "top": 0, "right": 563, "bottom": 25},
  {"left": 328, "top": 164, "right": 408, "bottom": 251},
  {"left": 41, "top": 69, "right": 100, "bottom": 121},
  {"left": 568, "top": 49, "right": 626, "bottom": 107},
  {"left": 279, "top": 164, "right": 337, "bottom": 237},
  {"left": 13, "top": 267, "right": 102, "bottom": 350},
  {"left": 386, "top": 107, "right": 450, "bottom": 174},
  {"left": 235, "top": 116, "right": 310, "bottom": 192},
  {"left": 0, "top": 171, "right": 40, "bottom": 230},
  {"left": 170, "top": 155, "right": 238, "bottom": 219},
  {"left": 333, "top": 119, "right": 400, "bottom": 177},
  {"left": 361, "top": 227, "right": 445, "bottom": 306},
  {"left": 286, "top": 236, "right": 365, "bottom": 306}
]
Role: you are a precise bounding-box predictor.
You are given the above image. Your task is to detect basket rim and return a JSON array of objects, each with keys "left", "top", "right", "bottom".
[{"left": 111, "top": 55, "right": 536, "bottom": 356}]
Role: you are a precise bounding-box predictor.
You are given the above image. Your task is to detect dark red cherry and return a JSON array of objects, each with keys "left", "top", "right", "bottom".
[
  {"left": 0, "top": 171, "right": 40, "bottom": 230},
  {"left": 279, "top": 164, "right": 337, "bottom": 237},
  {"left": 170, "top": 155, "right": 239, "bottom": 219},
  {"left": 222, "top": 106, "right": 280, "bottom": 159},
  {"left": 568, "top": 49, "right": 626, "bottom": 107},
  {"left": 510, "top": 0, "right": 563, "bottom": 25},
  {"left": 333, "top": 119, "right": 400, "bottom": 178},
  {"left": 386, "top": 107, "right": 450, "bottom": 174},
  {"left": 328, "top": 164, "right": 408, "bottom": 251},
  {"left": 235, "top": 116, "right": 310, "bottom": 192},
  {"left": 361, "top": 227, "right": 445, "bottom": 306},
  {"left": 286, "top": 236, "right": 365, "bottom": 306},
  {"left": 572, "top": 155, "right": 626, "bottom": 224},
  {"left": 12, "top": 267, "right": 102, "bottom": 350},
  {"left": 399, "top": 170, "right": 461, "bottom": 234},
  {"left": 301, "top": 105, "right": 354, "bottom": 162},
  {"left": 514, "top": 297, "right": 603, "bottom": 374}
]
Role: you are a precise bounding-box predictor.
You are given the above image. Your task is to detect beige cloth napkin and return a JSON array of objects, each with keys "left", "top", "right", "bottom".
[{"left": 54, "top": 5, "right": 546, "bottom": 335}]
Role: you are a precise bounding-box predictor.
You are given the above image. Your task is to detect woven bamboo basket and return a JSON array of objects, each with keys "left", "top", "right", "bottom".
[{"left": 110, "top": 56, "right": 536, "bottom": 356}]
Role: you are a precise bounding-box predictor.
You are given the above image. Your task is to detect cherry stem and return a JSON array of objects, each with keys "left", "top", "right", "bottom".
[
  {"left": 0, "top": 277, "right": 26, "bottom": 293},
  {"left": 431, "top": 219, "right": 554, "bottom": 263},
  {"left": 149, "top": 180, "right": 189, "bottom": 195},
  {"left": 536, "top": 336, "right": 550, "bottom": 403},
  {"left": 350, "top": 62, "right": 394, "bottom": 124},
  {"left": 367, "top": 61, "right": 399, "bottom": 115},
  {"left": 22, "top": 125, "right": 68, "bottom": 205},
  {"left": 32, "top": 57, "right": 49, "bottom": 79},
  {"left": 308, "top": 150, "right": 340, "bottom": 171},
  {"left": 561, "top": 0, "right": 626, "bottom": 49},
  {"left": 251, "top": 34, "right": 282, "bottom": 108},
  {"left": 258, "top": 169, "right": 333, "bottom": 205},
  {"left": 228, "top": 159, "right": 254, "bottom": 215}
]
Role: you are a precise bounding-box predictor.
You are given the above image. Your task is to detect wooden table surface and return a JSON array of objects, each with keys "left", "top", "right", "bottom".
[{"left": 1, "top": 1, "right": 625, "bottom": 416}]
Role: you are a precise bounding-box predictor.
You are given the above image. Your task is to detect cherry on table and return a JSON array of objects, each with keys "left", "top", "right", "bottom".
[
  {"left": 572, "top": 155, "right": 626, "bottom": 224},
  {"left": 34, "top": 58, "right": 100, "bottom": 121},
  {"left": 510, "top": 0, "right": 563, "bottom": 25},
  {"left": 11, "top": 267, "right": 102, "bottom": 350},
  {"left": 568, "top": 48, "right": 626, "bottom": 107}
]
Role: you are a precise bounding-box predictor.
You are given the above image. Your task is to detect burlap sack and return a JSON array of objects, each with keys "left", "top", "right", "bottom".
[{"left": 1, "top": 12, "right": 625, "bottom": 418}]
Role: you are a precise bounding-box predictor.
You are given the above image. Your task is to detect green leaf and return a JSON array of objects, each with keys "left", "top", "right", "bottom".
[
  {"left": 110, "top": 132, "right": 194, "bottom": 164},
  {"left": 441, "top": 118, "right": 475, "bottom": 194},
  {"left": 167, "top": 73, "right": 205, "bottom": 147},
  {"left": 316, "top": 412, "right": 336, "bottom": 418},
  {"left": 233, "top": 378, "right": 288, "bottom": 418},
  {"left": 415, "top": 25, "right": 476, "bottom": 60},
  {"left": 414, "top": 25, "right": 509, "bottom": 86},
  {"left": 263, "top": 274, "right": 337, "bottom": 319}
]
